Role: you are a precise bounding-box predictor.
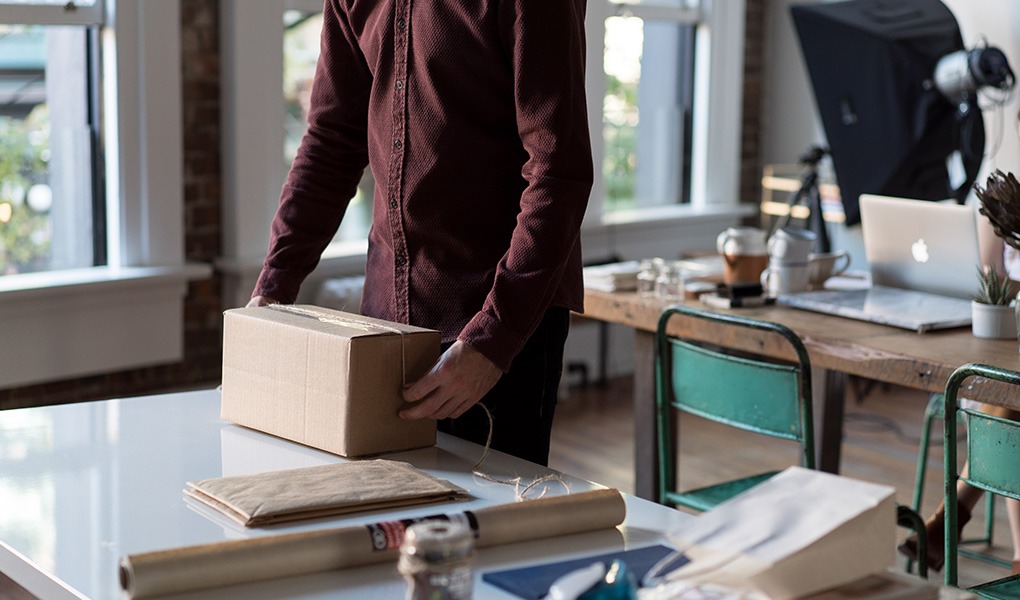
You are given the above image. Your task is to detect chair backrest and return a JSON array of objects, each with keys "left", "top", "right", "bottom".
[
  {"left": 943, "top": 363, "right": 1020, "bottom": 587},
  {"left": 655, "top": 305, "right": 815, "bottom": 503}
]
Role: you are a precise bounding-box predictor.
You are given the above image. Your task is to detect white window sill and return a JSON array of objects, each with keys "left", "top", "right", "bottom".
[
  {"left": 0, "top": 264, "right": 211, "bottom": 301},
  {"left": 0, "top": 264, "right": 212, "bottom": 388},
  {"left": 596, "top": 202, "right": 756, "bottom": 231},
  {"left": 580, "top": 202, "right": 756, "bottom": 262}
]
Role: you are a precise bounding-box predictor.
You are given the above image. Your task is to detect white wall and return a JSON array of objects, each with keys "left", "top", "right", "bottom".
[{"left": 944, "top": 1, "right": 1020, "bottom": 175}]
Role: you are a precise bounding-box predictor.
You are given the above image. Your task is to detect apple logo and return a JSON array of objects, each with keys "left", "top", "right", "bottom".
[{"left": 911, "top": 238, "right": 930, "bottom": 263}]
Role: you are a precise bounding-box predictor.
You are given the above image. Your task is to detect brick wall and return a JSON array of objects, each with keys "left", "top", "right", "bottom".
[
  {"left": 0, "top": 0, "right": 765, "bottom": 409},
  {"left": 0, "top": 0, "right": 224, "bottom": 410},
  {"left": 741, "top": 0, "right": 765, "bottom": 211}
]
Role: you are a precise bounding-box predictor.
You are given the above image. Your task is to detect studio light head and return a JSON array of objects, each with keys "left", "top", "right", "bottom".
[{"left": 933, "top": 45, "right": 1015, "bottom": 107}]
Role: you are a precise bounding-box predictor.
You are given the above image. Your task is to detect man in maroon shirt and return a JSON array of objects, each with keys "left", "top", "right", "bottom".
[{"left": 249, "top": 1, "right": 592, "bottom": 466}]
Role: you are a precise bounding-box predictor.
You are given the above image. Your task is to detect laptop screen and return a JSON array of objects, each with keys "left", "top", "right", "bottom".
[{"left": 859, "top": 194, "right": 980, "bottom": 299}]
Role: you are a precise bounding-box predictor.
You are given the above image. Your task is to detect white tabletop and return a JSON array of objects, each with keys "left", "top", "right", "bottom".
[{"left": 0, "top": 389, "right": 688, "bottom": 600}]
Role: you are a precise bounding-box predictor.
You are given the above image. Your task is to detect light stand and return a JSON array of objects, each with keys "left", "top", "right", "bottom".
[{"left": 776, "top": 146, "right": 831, "bottom": 254}]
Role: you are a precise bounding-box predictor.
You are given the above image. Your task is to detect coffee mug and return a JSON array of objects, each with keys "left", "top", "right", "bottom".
[
  {"left": 716, "top": 226, "right": 768, "bottom": 285},
  {"left": 807, "top": 250, "right": 851, "bottom": 289},
  {"left": 760, "top": 264, "right": 810, "bottom": 297},
  {"left": 767, "top": 227, "right": 817, "bottom": 265}
]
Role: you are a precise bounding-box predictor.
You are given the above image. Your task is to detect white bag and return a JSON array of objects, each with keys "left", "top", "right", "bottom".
[{"left": 659, "top": 467, "right": 896, "bottom": 600}]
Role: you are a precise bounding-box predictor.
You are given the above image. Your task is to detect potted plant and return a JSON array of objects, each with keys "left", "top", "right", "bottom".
[
  {"left": 972, "top": 265, "right": 1017, "bottom": 339},
  {"left": 974, "top": 170, "right": 1020, "bottom": 344}
]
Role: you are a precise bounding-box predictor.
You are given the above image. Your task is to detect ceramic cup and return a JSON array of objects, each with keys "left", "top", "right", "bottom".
[
  {"left": 716, "top": 226, "right": 768, "bottom": 285},
  {"left": 807, "top": 250, "right": 851, "bottom": 289},
  {"left": 760, "top": 263, "right": 810, "bottom": 297},
  {"left": 767, "top": 227, "right": 817, "bottom": 265}
]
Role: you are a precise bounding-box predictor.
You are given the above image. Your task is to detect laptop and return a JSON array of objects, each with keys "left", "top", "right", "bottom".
[{"left": 778, "top": 194, "right": 980, "bottom": 332}]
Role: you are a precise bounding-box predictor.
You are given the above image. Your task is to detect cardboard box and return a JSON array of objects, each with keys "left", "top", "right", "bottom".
[{"left": 221, "top": 305, "right": 439, "bottom": 457}]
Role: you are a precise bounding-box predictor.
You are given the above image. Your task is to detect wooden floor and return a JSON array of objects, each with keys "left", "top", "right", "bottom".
[{"left": 550, "top": 375, "right": 1017, "bottom": 589}]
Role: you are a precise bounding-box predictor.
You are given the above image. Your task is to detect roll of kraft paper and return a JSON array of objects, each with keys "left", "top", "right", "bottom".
[{"left": 120, "top": 487, "right": 626, "bottom": 599}]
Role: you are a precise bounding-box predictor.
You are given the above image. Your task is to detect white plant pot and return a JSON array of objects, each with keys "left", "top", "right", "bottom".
[{"left": 971, "top": 301, "right": 1017, "bottom": 339}]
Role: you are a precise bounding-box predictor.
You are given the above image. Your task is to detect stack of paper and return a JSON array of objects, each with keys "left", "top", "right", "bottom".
[
  {"left": 185, "top": 460, "right": 466, "bottom": 526},
  {"left": 583, "top": 261, "right": 642, "bottom": 292}
]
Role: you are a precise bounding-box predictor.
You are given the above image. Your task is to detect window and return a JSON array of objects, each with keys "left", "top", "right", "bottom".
[
  {"left": 283, "top": 7, "right": 371, "bottom": 243},
  {"left": 0, "top": 1, "right": 208, "bottom": 389},
  {"left": 602, "top": 5, "right": 697, "bottom": 212},
  {"left": 0, "top": 5, "right": 102, "bottom": 276},
  {"left": 592, "top": 0, "right": 702, "bottom": 216},
  {"left": 585, "top": 0, "right": 747, "bottom": 228}
]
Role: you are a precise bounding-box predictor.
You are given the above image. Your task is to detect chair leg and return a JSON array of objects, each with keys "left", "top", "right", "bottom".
[
  {"left": 898, "top": 505, "right": 928, "bottom": 580},
  {"left": 959, "top": 494, "right": 1012, "bottom": 568},
  {"left": 912, "top": 394, "right": 939, "bottom": 512},
  {"left": 910, "top": 394, "right": 1008, "bottom": 569},
  {"left": 906, "top": 394, "right": 940, "bottom": 574}
]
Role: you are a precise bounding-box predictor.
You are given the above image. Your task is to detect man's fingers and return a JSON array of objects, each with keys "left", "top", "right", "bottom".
[
  {"left": 403, "top": 375, "right": 436, "bottom": 404},
  {"left": 400, "top": 341, "right": 499, "bottom": 420},
  {"left": 400, "top": 386, "right": 475, "bottom": 420}
]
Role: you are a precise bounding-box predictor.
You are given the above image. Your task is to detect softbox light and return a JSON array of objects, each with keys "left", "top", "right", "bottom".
[{"left": 791, "top": 0, "right": 982, "bottom": 226}]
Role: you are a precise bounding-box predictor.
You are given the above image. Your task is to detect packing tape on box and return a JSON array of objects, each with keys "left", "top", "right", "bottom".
[
  {"left": 119, "top": 487, "right": 626, "bottom": 599},
  {"left": 267, "top": 304, "right": 411, "bottom": 384}
]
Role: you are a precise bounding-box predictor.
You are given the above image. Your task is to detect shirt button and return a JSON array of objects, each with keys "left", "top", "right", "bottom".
[
  {"left": 397, "top": 19, "right": 406, "bottom": 29},
  {"left": 396, "top": 80, "right": 404, "bottom": 90},
  {"left": 389, "top": 200, "right": 398, "bottom": 209},
  {"left": 396, "top": 256, "right": 407, "bottom": 266},
  {"left": 394, "top": 140, "right": 402, "bottom": 149}
]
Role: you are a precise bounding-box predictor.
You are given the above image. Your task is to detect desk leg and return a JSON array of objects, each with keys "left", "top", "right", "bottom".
[
  {"left": 634, "top": 329, "right": 659, "bottom": 501},
  {"left": 812, "top": 367, "right": 846, "bottom": 474}
]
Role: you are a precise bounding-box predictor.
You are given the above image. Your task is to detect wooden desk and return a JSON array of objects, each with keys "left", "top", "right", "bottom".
[
  {"left": 0, "top": 389, "right": 689, "bottom": 600},
  {"left": 582, "top": 288, "right": 1020, "bottom": 500}
]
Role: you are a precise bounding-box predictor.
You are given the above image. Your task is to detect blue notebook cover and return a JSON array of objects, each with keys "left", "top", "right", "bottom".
[{"left": 481, "top": 544, "right": 687, "bottom": 600}]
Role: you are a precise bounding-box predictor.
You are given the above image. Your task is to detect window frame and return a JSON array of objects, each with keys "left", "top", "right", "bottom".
[
  {"left": 0, "top": 2, "right": 103, "bottom": 27},
  {"left": 0, "top": 0, "right": 210, "bottom": 389}
]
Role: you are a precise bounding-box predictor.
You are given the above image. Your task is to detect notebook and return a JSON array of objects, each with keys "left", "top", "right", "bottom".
[
  {"left": 481, "top": 544, "right": 683, "bottom": 600},
  {"left": 779, "top": 195, "right": 980, "bottom": 332}
]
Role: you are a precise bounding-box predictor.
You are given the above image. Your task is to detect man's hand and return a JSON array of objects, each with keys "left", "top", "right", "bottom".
[
  {"left": 247, "top": 295, "right": 279, "bottom": 308},
  {"left": 400, "top": 340, "right": 502, "bottom": 420}
]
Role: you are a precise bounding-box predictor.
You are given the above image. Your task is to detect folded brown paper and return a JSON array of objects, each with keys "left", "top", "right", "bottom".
[
  {"left": 120, "top": 487, "right": 626, "bottom": 599},
  {"left": 185, "top": 460, "right": 467, "bottom": 527}
]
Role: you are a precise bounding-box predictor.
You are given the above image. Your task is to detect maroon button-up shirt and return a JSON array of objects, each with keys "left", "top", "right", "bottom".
[{"left": 254, "top": 0, "right": 593, "bottom": 372}]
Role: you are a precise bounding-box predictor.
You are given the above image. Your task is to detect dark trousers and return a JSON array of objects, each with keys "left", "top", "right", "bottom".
[{"left": 437, "top": 307, "right": 570, "bottom": 466}]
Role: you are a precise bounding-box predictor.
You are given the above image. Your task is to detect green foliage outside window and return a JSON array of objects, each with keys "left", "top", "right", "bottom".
[
  {"left": 603, "top": 72, "right": 638, "bottom": 211},
  {"left": 0, "top": 106, "right": 51, "bottom": 275}
]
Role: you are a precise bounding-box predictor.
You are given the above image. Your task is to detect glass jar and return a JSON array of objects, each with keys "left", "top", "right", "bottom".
[
  {"left": 637, "top": 258, "right": 665, "bottom": 297},
  {"left": 398, "top": 519, "right": 474, "bottom": 600},
  {"left": 655, "top": 262, "right": 686, "bottom": 300}
]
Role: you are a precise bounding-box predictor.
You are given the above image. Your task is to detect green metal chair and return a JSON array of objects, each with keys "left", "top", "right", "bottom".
[
  {"left": 943, "top": 363, "right": 1020, "bottom": 595},
  {"left": 654, "top": 305, "right": 815, "bottom": 512},
  {"left": 909, "top": 392, "right": 999, "bottom": 573}
]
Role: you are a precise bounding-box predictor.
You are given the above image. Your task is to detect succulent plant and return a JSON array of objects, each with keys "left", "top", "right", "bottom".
[
  {"left": 974, "top": 170, "right": 1020, "bottom": 250},
  {"left": 975, "top": 265, "right": 1016, "bottom": 305}
]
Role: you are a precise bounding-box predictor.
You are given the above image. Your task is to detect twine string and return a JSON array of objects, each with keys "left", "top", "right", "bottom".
[
  {"left": 469, "top": 403, "right": 570, "bottom": 501},
  {"left": 267, "top": 304, "right": 408, "bottom": 386}
]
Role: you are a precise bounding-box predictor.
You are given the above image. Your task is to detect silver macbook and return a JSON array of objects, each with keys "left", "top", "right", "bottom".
[{"left": 779, "top": 195, "right": 980, "bottom": 332}]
